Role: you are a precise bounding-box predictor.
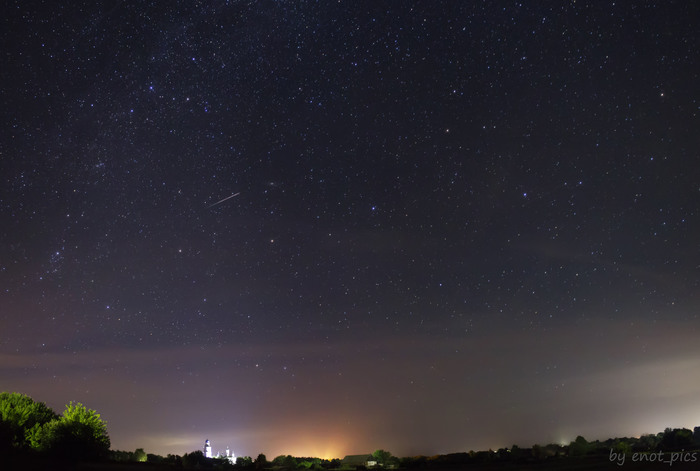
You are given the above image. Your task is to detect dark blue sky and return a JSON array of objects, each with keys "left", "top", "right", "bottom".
[{"left": 1, "top": 0, "right": 698, "bottom": 458}]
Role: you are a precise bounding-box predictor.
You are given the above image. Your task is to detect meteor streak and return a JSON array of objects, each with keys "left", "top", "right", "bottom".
[{"left": 207, "top": 192, "right": 240, "bottom": 208}]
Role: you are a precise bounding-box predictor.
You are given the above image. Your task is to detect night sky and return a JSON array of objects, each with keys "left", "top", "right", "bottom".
[{"left": 1, "top": 0, "right": 699, "bottom": 460}]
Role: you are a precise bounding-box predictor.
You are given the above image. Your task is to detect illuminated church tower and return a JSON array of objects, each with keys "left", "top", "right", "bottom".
[{"left": 204, "top": 439, "right": 212, "bottom": 458}]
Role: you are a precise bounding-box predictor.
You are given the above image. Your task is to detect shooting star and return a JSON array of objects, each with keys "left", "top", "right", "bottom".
[{"left": 207, "top": 192, "right": 240, "bottom": 208}]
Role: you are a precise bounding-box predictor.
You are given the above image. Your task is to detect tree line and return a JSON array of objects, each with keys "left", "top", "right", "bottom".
[
  {"left": 398, "top": 429, "right": 700, "bottom": 468},
  {"left": 4, "top": 391, "right": 700, "bottom": 470}
]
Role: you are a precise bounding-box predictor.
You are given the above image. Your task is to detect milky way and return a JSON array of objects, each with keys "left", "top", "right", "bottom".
[{"left": 1, "top": 0, "right": 698, "bottom": 459}]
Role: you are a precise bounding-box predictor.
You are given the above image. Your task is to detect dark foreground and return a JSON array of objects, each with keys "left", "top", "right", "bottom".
[{"left": 7, "top": 455, "right": 700, "bottom": 471}]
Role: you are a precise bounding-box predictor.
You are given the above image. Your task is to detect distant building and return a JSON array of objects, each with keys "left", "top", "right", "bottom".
[
  {"left": 204, "top": 439, "right": 236, "bottom": 463},
  {"left": 341, "top": 454, "right": 376, "bottom": 468},
  {"left": 221, "top": 447, "right": 236, "bottom": 464}
]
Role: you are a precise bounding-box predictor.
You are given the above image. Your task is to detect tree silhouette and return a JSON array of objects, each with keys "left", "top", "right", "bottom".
[
  {"left": 372, "top": 450, "right": 396, "bottom": 467},
  {"left": 568, "top": 435, "right": 591, "bottom": 457},
  {"left": 0, "top": 392, "right": 58, "bottom": 451},
  {"left": 255, "top": 453, "right": 268, "bottom": 469},
  {"left": 273, "top": 454, "right": 297, "bottom": 469},
  {"left": 660, "top": 428, "right": 693, "bottom": 451},
  {"left": 134, "top": 447, "right": 147, "bottom": 462},
  {"left": 182, "top": 450, "right": 207, "bottom": 468},
  {"left": 27, "top": 401, "right": 110, "bottom": 460}
]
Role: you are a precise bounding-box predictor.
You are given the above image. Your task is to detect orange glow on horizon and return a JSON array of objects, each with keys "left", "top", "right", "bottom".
[{"left": 269, "top": 432, "right": 356, "bottom": 460}]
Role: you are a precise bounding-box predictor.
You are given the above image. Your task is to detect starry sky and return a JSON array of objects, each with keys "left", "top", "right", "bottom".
[{"left": 1, "top": 0, "right": 699, "bottom": 460}]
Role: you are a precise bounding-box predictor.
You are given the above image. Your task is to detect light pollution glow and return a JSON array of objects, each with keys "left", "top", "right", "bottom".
[{"left": 4, "top": 318, "right": 700, "bottom": 458}]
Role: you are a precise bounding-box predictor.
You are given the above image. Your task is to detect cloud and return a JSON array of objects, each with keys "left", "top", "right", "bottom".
[{"left": 3, "top": 318, "right": 700, "bottom": 457}]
